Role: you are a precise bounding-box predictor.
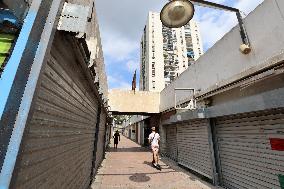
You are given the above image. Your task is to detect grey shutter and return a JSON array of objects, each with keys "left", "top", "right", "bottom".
[
  {"left": 11, "top": 33, "right": 99, "bottom": 189},
  {"left": 177, "top": 119, "right": 213, "bottom": 179},
  {"left": 165, "top": 125, "right": 178, "bottom": 161},
  {"left": 215, "top": 109, "right": 284, "bottom": 189},
  {"left": 95, "top": 110, "right": 107, "bottom": 171}
]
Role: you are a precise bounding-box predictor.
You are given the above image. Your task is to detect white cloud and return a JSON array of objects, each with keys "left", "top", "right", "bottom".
[
  {"left": 210, "top": 0, "right": 227, "bottom": 4},
  {"left": 126, "top": 59, "right": 139, "bottom": 73},
  {"left": 96, "top": 0, "right": 168, "bottom": 62},
  {"left": 235, "top": 0, "right": 264, "bottom": 14},
  {"left": 102, "top": 31, "right": 139, "bottom": 61},
  {"left": 197, "top": 11, "right": 235, "bottom": 49},
  {"left": 108, "top": 75, "right": 132, "bottom": 90},
  {"left": 196, "top": 0, "right": 264, "bottom": 50},
  {"left": 96, "top": 0, "right": 264, "bottom": 89}
]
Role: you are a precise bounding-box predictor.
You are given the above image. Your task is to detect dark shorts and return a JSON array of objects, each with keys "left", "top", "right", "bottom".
[{"left": 114, "top": 139, "right": 118, "bottom": 144}]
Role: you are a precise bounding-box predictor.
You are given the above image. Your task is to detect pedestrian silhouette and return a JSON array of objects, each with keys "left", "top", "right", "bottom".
[
  {"left": 148, "top": 127, "right": 161, "bottom": 170},
  {"left": 113, "top": 130, "right": 120, "bottom": 149}
]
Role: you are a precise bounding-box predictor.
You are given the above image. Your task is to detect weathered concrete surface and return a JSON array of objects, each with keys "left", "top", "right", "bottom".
[
  {"left": 160, "top": 0, "right": 284, "bottom": 112},
  {"left": 91, "top": 136, "right": 216, "bottom": 189},
  {"left": 3, "top": 0, "right": 28, "bottom": 20},
  {"left": 85, "top": 2, "right": 108, "bottom": 101},
  {"left": 108, "top": 90, "right": 160, "bottom": 114}
]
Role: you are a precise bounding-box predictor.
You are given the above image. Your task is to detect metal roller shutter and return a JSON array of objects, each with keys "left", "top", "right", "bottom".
[
  {"left": 11, "top": 33, "right": 99, "bottom": 189},
  {"left": 165, "top": 125, "right": 177, "bottom": 161},
  {"left": 177, "top": 119, "right": 213, "bottom": 179},
  {"left": 105, "top": 123, "right": 111, "bottom": 148},
  {"left": 95, "top": 110, "right": 107, "bottom": 170},
  {"left": 215, "top": 109, "right": 284, "bottom": 189}
]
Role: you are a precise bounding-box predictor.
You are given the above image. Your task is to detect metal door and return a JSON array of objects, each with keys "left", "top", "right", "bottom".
[
  {"left": 177, "top": 119, "right": 213, "bottom": 179},
  {"left": 95, "top": 110, "right": 107, "bottom": 170},
  {"left": 215, "top": 109, "right": 284, "bottom": 189},
  {"left": 165, "top": 125, "right": 178, "bottom": 161},
  {"left": 10, "top": 33, "right": 99, "bottom": 189}
]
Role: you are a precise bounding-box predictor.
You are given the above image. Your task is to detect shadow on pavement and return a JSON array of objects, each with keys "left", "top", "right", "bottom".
[
  {"left": 143, "top": 161, "right": 171, "bottom": 170},
  {"left": 129, "top": 173, "right": 151, "bottom": 183},
  {"left": 97, "top": 170, "right": 177, "bottom": 176},
  {"left": 108, "top": 147, "right": 150, "bottom": 152},
  {"left": 143, "top": 161, "right": 153, "bottom": 167}
]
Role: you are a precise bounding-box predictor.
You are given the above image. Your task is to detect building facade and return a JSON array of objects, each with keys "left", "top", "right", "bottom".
[
  {"left": 140, "top": 12, "right": 203, "bottom": 92},
  {"left": 0, "top": 1, "right": 111, "bottom": 188}
]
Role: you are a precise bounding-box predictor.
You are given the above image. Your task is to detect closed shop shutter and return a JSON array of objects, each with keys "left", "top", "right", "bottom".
[
  {"left": 95, "top": 110, "right": 107, "bottom": 171},
  {"left": 177, "top": 119, "right": 213, "bottom": 179},
  {"left": 215, "top": 109, "right": 284, "bottom": 189},
  {"left": 165, "top": 125, "right": 178, "bottom": 161},
  {"left": 11, "top": 33, "right": 99, "bottom": 189},
  {"left": 105, "top": 123, "right": 111, "bottom": 148},
  {"left": 136, "top": 124, "right": 139, "bottom": 143}
]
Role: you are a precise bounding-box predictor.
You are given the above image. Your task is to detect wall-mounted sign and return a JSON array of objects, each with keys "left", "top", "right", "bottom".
[
  {"left": 270, "top": 138, "right": 284, "bottom": 151},
  {"left": 57, "top": 3, "right": 90, "bottom": 34}
]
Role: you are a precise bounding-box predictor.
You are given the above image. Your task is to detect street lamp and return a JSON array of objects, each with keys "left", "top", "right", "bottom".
[{"left": 160, "top": 0, "right": 251, "bottom": 54}]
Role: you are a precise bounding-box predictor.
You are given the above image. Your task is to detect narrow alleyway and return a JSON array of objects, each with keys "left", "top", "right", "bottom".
[{"left": 91, "top": 136, "right": 216, "bottom": 189}]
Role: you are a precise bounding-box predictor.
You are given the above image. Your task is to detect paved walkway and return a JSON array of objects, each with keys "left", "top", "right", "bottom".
[{"left": 91, "top": 136, "right": 217, "bottom": 189}]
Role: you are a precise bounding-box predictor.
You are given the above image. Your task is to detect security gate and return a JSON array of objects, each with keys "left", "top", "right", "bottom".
[
  {"left": 215, "top": 109, "right": 284, "bottom": 189},
  {"left": 177, "top": 119, "right": 213, "bottom": 179},
  {"left": 10, "top": 32, "right": 100, "bottom": 189},
  {"left": 165, "top": 125, "right": 178, "bottom": 161},
  {"left": 94, "top": 110, "right": 107, "bottom": 171}
]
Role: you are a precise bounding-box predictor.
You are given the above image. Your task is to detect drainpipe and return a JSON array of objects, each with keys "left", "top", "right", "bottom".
[{"left": 209, "top": 118, "right": 222, "bottom": 186}]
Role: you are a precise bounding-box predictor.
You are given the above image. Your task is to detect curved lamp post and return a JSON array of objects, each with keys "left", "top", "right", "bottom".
[{"left": 160, "top": 0, "right": 251, "bottom": 54}]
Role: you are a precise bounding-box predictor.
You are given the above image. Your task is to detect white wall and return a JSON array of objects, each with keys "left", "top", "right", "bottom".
[
  {"left": 108, "top": 90, "right": 160, "bottom": 113},
  {"left": 3, "top": 0, "right": 28, "bottom": 20},
  {"left": 160, "top": 0, "right": 284, "bottom": 112}
]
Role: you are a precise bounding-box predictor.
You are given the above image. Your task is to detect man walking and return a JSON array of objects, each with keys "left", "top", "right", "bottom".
[
  {"left": 113, "top": 130, "right": 120, "bottom": 149},
  {"left": 148, "top": 127, "right": 161, "bottom": 169}
]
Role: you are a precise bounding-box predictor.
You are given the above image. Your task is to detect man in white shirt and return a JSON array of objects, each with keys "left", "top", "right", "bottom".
[{"left": 148, "top": 127, "right": 160, "bottom": 169}]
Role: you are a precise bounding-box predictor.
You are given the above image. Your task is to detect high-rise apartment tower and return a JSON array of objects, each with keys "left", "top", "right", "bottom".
[{"left": 140, "top": 12, "right": 203, "bottom": 92}]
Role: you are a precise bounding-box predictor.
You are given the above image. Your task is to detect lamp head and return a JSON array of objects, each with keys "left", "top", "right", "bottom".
[
  {"left": 160, "top": 0, "right": 194, "bottom": 28},
  {"left": 239, "top": 44, "right": 251, "bottom": 54}
]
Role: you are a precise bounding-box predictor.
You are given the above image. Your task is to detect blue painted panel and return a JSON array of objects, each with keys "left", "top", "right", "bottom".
[
  {"left": 0, "top": 9, "right": 20, "bottom": 27},
  {"left": 0, "top": 10, "right": 36, "bottom": 120},
  {"left": 0, "top": 7, "right": 37, "bottom": 189}
]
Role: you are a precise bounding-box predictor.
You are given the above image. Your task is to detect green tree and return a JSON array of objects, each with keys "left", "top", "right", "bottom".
[{"left": 113, "top": 115, "right": 130, "bottom": 125}]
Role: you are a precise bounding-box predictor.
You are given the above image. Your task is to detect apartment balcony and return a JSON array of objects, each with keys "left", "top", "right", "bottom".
[
  {"left": 164, "top": 64, "right": 178, "bottom": 69},
  {"left": 168, "top": 71, "right": 176, "bottom": 75}
]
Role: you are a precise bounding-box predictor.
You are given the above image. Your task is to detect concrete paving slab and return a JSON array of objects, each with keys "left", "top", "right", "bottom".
[{"left": 91, "top": 136, "right": 218, "bottom": 189}]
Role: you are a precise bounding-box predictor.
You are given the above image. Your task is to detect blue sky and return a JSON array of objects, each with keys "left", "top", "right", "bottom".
[{"left": 96, "top": 0, "right": 264, "bottom": 90}]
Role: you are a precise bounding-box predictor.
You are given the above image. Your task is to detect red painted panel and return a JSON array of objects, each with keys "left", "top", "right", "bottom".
[{"left": 270, "top": 138, "right": 284, "bottom": 151}]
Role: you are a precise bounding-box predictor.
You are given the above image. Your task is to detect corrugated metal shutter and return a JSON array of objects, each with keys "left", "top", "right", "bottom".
[
  {"left": 94, "top": 110, "right": 107, "bottom": 171},
  {"left": 177, "top": 119, "right": 213, "bottom": 179},
  {"left": 140, "top": 122, "right": 144, "bottom": 145},
  {"left": 11, "top": 33, "right": 99, "bottom": 189},
  {"left": 105, "top": 123, "right": 111, "bottom": 148},
  {"left": 165, "top": 125, "right": 177, "bottom": 161},
  {"left": 136, "top": 124, "right": 139, "bottom": 143},
  {"left": 215, "top": 109, "right": 284, "bottom": 189}
]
